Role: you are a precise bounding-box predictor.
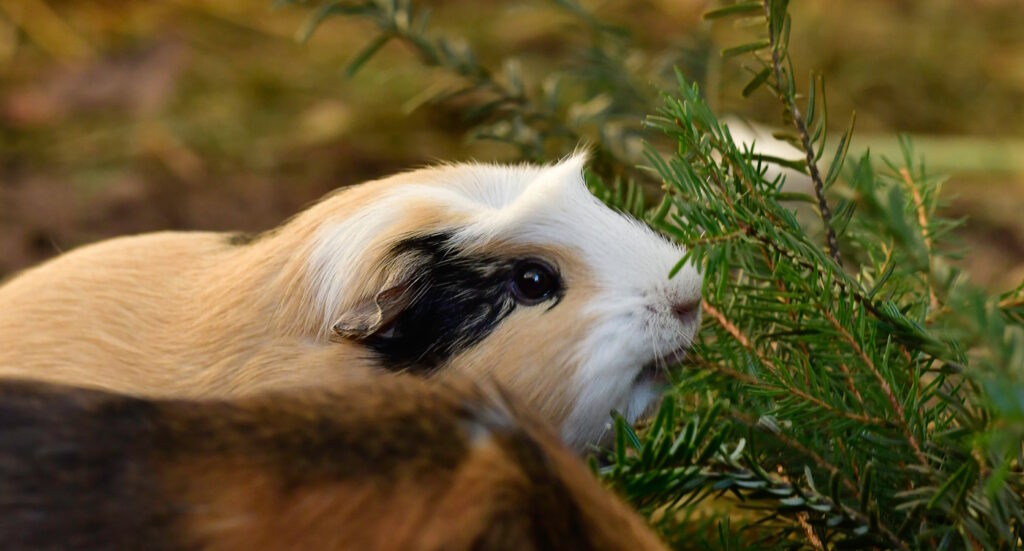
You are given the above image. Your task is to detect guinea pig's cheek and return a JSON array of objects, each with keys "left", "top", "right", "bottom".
[
  {"left": 551, "top": 309, "right": 663, "bottom": 447},
  {"left": 578, "top": 314, "right": 652, "bottom": 381},
  {"left": 444, "top": 302, "right": 598, "bottom": 431}
]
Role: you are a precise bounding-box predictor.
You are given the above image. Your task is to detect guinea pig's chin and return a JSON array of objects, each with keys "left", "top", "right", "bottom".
[
  {"left": 570, "top": 376, "right": 668, "bottom": 451},
  {"left": 623, "top": 378, "right": 665, "bottom": 422},
  {"left": 584, "top": 381, "right": 665, "bottom": 450}
]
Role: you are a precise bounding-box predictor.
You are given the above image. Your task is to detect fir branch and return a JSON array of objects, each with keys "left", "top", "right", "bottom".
[
  {"left": 729, "top": 409, "right": 913, "bottom": 544},
  {"left": 645, "top": 5, "right": 1023, "bottom": 542},
  {"left": 757, "top": 245, "right": 815, "bottom": 389},
  {"left": 690, "top": 355, "right": 760, "bottom": 386},
  {"left": 834, "top": 360, "right": 868, "bottom": 414},
  {"left": 726, "top": 409, "right": 859, "bottom": 497},
  {"left": 284, "top": 0, "right": 670, "bottom": 204},
  {"left": 744, "top": 223, "right": 945, "bottom": 357},
  {"left": 899, "top": 167, "right": 940, "bottom": 312},
  {"left": 796, "top": 512, "right": 824, "bottom": 550},
  {"left": 703, "top": 300, "right": 892, "bottom": 428},
  {"left": 819, "top": 304, "right": 931, "bottom": 468},
  {"left": 717, "top": 417, "right": 912, "bottom": 549},
  {"left": 761, "top": 0, "right": 841, "bottom": 266},
  {"left": 605, "top": 402, "right": 909, "bottom": 549}
]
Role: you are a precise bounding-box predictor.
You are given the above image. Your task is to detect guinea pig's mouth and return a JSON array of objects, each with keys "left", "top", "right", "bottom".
[{"left": 635, "top": 344, "right": 690, "bottom": 386}]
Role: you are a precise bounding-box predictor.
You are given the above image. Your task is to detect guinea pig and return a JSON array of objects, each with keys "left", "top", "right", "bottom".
[
  {"left": 0, "top": 152, "right": 702, "bottom": 449},
  {"left": 0, "top": 375, "right": 669, "bottom": 551}
]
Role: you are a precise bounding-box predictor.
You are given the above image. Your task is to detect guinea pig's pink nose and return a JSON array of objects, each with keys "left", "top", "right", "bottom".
[{"left": 671, "top": 298, "right": 701, "bottom": 324}]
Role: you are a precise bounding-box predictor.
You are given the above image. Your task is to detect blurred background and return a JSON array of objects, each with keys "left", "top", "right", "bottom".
[{"left": 2, "top": 0, "right": 1022, "bottom": 289}]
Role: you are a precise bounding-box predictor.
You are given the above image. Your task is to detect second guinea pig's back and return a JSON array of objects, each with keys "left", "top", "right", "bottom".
[{"left": 0, "top": 375, "right": 669, "bottom": 551}]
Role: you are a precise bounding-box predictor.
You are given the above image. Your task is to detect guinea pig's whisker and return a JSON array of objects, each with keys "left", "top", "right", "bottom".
[
  {"left": 643, "top": 326, "right": 664, "bottom": 376},
  {"left": 648, "top": 329, "right": 661, "bottom": 369}
]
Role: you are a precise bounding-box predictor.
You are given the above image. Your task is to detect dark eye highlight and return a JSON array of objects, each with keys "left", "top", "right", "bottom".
[{"left": 510, "top": 260, "right": 560, "bottom": 305}]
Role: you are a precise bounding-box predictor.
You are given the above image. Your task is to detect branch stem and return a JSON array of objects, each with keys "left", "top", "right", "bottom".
[
  {"left": 820, "top": 307, "right": 931, "bottom": 468},
  {"left": 702, "top": 300, "right": 892, "bottom": 428},
  {"left": 899, "top": 167, "right": 940, "bottom": 312},
  {"left": 763, "top": 1, "right": 842, "bottom": 266}
]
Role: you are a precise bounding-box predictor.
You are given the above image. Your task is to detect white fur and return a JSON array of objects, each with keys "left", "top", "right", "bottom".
[
  {"left": 308, "top": 190, "right": 409, "bottom": 339},
  {"left": 455, "top": 155, "right": 700, "bottom": 446}
]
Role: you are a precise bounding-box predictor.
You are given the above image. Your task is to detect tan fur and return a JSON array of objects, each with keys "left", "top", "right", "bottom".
[
  {"left": 444, "top": 244, "right": 598, "bottom": 428},
  {"left": 0, "top": 175, "right": 441, "bottom": 395}
]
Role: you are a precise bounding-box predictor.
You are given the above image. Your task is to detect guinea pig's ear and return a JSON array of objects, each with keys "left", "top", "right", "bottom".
[{"left": 332, "top": 282, "right": 415, "bottom": 341}]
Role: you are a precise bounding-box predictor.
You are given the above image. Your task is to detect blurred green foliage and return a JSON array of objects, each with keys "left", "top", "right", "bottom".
[{"left": 2, "top": 0, "right": 1023, "bottom": 287}]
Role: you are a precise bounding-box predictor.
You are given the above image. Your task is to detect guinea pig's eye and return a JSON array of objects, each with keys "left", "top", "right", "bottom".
[{"left": 510, "top": 260, "right": 560, "bottom": 305}]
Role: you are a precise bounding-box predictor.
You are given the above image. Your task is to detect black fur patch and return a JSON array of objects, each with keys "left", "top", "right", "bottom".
[
  {"left": 363, "top": 232, "right": 561, "bottom": 373},
  {"left": 0, "top": 382, "right": 179, "bottom": 550},
  {"left": 226, "top": 232, "right": 257, "bottom": 246}
]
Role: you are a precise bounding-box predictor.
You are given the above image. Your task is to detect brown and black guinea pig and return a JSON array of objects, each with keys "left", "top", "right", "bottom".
[
  {"left": 0, "top": 153, "right": 702, "bottom": 449},
  {"left": 0, "top": 374, "right": 669, "bottom": 551}
]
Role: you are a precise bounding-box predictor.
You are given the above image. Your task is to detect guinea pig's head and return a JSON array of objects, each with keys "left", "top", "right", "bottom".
[{"left": 308, "top": 153, "right": 701, "bottom": 450}]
